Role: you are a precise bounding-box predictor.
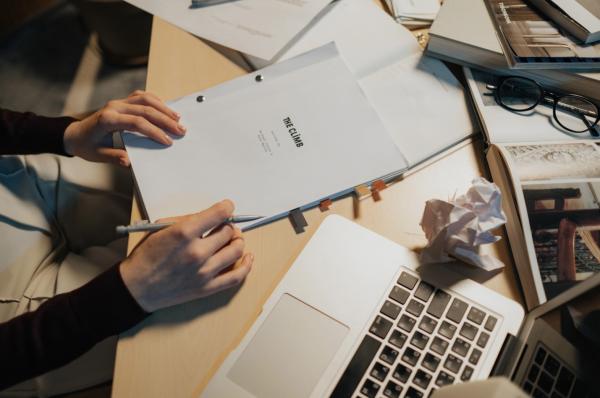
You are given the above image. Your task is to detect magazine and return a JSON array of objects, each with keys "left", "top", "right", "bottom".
[{"left": 483, "top": 0, "right": 600, "bottom": 69}]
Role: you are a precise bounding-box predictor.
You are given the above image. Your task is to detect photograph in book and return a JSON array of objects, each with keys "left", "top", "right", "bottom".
[
  {"left": 484, "top": 0, "right": 600, "bottom": 67},
  {"left": 504, "top": 142, "right": 600, "bottom": 181},
  {"left": 502, "top": 142, "right": 600, "bottom": 300}
]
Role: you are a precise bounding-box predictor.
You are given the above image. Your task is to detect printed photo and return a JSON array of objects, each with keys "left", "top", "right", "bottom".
[
  {"left": 505, "top": 142, "right": 600, "bottom": 181},
  {"left": 522, "top": 181, "right": 600, "bottom": 299}
]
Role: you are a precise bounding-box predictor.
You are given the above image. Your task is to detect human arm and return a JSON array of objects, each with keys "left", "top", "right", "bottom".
[
  {"left": 0, "top": 200, "right": 253, "bottom": 389},
  {"left": 0, "top": 91, "right": 185, "bottom": 163}
]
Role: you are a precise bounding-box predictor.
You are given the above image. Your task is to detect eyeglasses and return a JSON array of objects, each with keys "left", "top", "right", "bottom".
[{"left": 488, "top": 76, "right": 600, "bottom": 135}]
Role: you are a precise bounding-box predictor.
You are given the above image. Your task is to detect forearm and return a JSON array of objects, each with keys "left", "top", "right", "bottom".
[
  {"left": 0, "top": 264, "right": 148, "bottom": 390},
  {"left": 0, "top": 109, "right": 75, "bottom": 155}
]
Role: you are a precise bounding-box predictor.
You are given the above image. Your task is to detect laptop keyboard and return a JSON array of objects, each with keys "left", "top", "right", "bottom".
[
  {"left": 330, "top": 269, "right": 500, "bottom": 398},
  {"left": 522, "top": 344, "right": 591, "bottom": 398}
]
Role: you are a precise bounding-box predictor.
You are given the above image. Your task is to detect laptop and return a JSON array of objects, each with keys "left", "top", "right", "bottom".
[{"left": 203, "top": 215, "right": 600, "bottom": 398}]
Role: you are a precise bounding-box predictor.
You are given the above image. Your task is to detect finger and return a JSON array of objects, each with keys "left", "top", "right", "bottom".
[
  {"left": 125, "top": 92, "right": 180, "bottom": 121},
  {"left": 200, "top": 237, "right": 244, "bottom": 277},
  {"left": 114, "top": 103, "right": 185, "bottom": 136},
  {"left": 199, "top": 253, "right": 253, "bottom": 296},
  {"left": 102, "top": 112, "right": 172, "bottom": 146},
  {"left": 177, "top": 199, "right": 235, "bottom": 238},
  {"left": 96, "top": 147, "right": 130, "bottom": 167},
  {"left": 200, "top": 223, "right": 236, "bottom": 254}
]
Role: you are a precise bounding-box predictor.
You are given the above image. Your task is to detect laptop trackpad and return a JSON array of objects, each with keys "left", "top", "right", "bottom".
[{"left": 228, "top": 293, "right": 349, "bottom": 398}]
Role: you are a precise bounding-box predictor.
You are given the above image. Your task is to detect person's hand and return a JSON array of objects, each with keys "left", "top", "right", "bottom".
[
  {"left": 119, "top": 200, "right": 254, "bottom": 312},
  {"left": 63, "top": 90, "right": 186, "bottom": 166}
]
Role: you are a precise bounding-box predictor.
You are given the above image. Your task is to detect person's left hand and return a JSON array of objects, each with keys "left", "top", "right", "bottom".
[{"left": 63, "top": 90, "right": 186, "bottom": 166}]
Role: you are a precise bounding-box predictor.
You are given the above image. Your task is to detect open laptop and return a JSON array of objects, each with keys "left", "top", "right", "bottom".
[{"left": 203, "top": 215, "right": 599, "bottom": 398}]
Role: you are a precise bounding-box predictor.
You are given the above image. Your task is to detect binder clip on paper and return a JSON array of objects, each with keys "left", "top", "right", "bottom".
[{"left": 289, "top": 208, "right": 308, "bottom": 234}]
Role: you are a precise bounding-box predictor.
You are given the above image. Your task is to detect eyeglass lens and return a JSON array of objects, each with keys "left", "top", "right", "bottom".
[
  {"left": 497, "top": 77, "right": 542, "bottom": 111},
  {"left": 554, "top": 95, "right": 599, "bottom": 133}
]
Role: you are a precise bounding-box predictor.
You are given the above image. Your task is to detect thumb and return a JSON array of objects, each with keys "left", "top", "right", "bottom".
[{"left": 97, "top": 147, "right": 130, "bottom": 167}]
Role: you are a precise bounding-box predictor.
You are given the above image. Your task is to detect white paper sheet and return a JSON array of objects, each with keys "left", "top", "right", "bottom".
[
  {"left": 248, "top": 0, "right": 474, "bottom": 166},
  {"left": 123, "top": 0, "right": 330, "bottom": 60},
  {"left": 420, "top": 178, "right": 507, "bottom": 271},
  {"left": 123, "top": 44, "right": 409, "bottom": 227}
]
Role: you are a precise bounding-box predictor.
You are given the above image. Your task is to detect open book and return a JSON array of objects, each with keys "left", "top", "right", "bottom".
[{"left": 465, "top": 67, "right": 600, "bottom": 309}]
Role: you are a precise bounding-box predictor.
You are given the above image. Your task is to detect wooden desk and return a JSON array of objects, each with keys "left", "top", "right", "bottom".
[{"left": 112, "top": 17, "right": 524, "bottom": 398}]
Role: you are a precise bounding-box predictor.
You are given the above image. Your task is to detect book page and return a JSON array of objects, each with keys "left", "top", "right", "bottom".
[
  {"left": 498, "top": 141, "right": 600, "bottom": 304},
  {"left": 123, "top": 0, "right": 330, "bottom": 60},
  {"left": 123, "top": 45, "right": 408, "bottom": 227},
  {"left": 552, "top": 0, "right": 600, "bottom": 33}
]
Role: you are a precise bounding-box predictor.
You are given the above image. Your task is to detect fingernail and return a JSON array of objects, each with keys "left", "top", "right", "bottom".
[
  {"left": 175, "top": 112, "right": 181, "bottom": 119},
  {"left": 178, "top": 123, "right": 187, "bottom": 133},
  {"left": 164, "top": 134, "right": 173, "bottom": 145}
]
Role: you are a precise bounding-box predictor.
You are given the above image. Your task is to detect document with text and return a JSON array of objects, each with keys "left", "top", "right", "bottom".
[
  {"left": 123, "top": 44, "right": 409, "bottom": 227},
  {"left": 123, "top": 0, "right": 330, "bottom": 60}
]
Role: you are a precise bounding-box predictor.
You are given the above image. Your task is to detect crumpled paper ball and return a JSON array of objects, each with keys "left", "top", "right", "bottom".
[{"left": 419, "top": 177, "right": 507, "bottom": 271}]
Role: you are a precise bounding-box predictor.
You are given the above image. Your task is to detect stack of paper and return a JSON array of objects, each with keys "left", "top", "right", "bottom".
[
  {"left": 385, "top": 0, "right": 441, "bottom": 27},
  {"left": 123, "top": 0, "right": 331, "bottom": 60}
]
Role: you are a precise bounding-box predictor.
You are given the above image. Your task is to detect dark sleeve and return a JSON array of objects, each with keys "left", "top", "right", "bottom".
[
  {"left": 0, "top": 109, "right": 76, "bottom": 155},
  {"left": 0, "top": 264, "right": 149, "bottom": 390}
]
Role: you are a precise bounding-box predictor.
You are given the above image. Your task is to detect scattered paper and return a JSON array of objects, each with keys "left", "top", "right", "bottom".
[{"left": 420, "top": 177, "right": 507, "bottom": 271}]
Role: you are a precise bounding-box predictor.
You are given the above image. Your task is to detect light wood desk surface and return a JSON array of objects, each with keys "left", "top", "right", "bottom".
[{"left": 112, "top": 16, "right": 524, "bottom": 398}]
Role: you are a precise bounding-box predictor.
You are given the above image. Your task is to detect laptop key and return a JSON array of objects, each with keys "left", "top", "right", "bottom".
[
  {"left": 381, "top": 300, "right": 401, "bottom": 320},
  {"left": 451, "top": 338, "right": 470, "bottom": 357},
  {"left": 406, "top": 299, "right": 425, "bottom": 317},
  {"left": 544, "top": 355, "right": 560, "bottom": 376},
  {"left": 476, "top": 332, "right": 490, "bottom": 348},
  {"left": 459, "top": 322, "right": 478, "bottom": 341},
  {"left": 389, "top": 329, "right": 408, "bottom": 349},
  {"left": 435, "top": 371, "right": 455, "bottom": 387},
  {"left": 484, "top": 315, "right": 498, "bottom": 331},
  {"left": 402, "top": 347, "right": 421, "bottom": 366},
  {"left": 555, "top": 366, "right": 574, "bottom": 396},
  {"left": 444, "top": 354, "right": 462, "bottom": 374},
  {"left": 413, "top": 370, "right": 432, "bottom": 390},
  {"left": 431, "top": 337, "right": 449, "bottom": 355},
  {"left": 360, "top": 379, "right": 380, "bottom": 398},
  {"left": 426, "top": 290, "right": 451, "bottom": 318},
  {"left": 418, "top": 316, "right": 437, "bottom": 334},
  {"left": 468, "top": 348, "right": 481, "bottom": 365},
  {"left": 389, "top": 286, "right": 410, "bottom": 305},
  {"left": 467, "top": 307, "right": 486, "bottom": 325},
  {"left": 370, "top": 362, "right": 390, "bottom": 382},
  {"left": 538, "top": 371, "right": 554, "bottom": 394},
  {"left": 460, "top": 366, "right": 473, "bottom": 381},
  {"left": 414, "top": 281, "right": 435, "bottom": 302},
  {"left": 405, "top": 387, "right": 424, "bottom": 398},
  {"left": 398, "top": 314, "right": 416, "bottom": 333},
  {"left": 380, "top": 345, "right": 399, "bottom": 365},
  {"left": 528, "top": 364, "right": 540, "bottom": 383},
  {"left": 439, "top": 321, "right": 457, "bottom": 339},
  {"left": 383, "top": 380, "right": 403, "bottom": 398},
  {"left": 423, "top": 353, "right": 441, "bottom": 372},
  {"left": 446, "top": 298, "right": 468, "bottom": 323},
  {"left": 330, "top": 335, "right": 380, "bottom": 398},
  {"left": 534, "top": 346, "right": 547, "bottom": 365},
  {"left": 532, "top": 388, "right": 548, "bottom": 398},
  {"left": 370, "top": 316, "right": 392, "bottom": 339},
  {"left": 392, "top": 363, "right": 412, "bottom": 383},
  {"left": 397, "top": 272, "right": 418, "bottom": 290},
  {"left": 410, "top": 331, "right": 430, "bottom": 350}
]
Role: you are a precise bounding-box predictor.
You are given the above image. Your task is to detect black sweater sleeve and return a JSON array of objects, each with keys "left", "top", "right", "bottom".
[
  {"left": 0, "top": 264, "right": 149, "bottom": 390},
  {"left": 0, "top": 109, "right": 75, "bottom": 155}
]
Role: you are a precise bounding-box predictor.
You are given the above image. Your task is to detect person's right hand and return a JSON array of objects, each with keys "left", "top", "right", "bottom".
[{"left": 119, "top": 200, "right": 253, "bottom": 312}]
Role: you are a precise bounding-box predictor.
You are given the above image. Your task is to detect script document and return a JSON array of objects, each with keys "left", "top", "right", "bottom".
[{"left": 123, "top": 44, "right": 408, "bottom": 228}]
